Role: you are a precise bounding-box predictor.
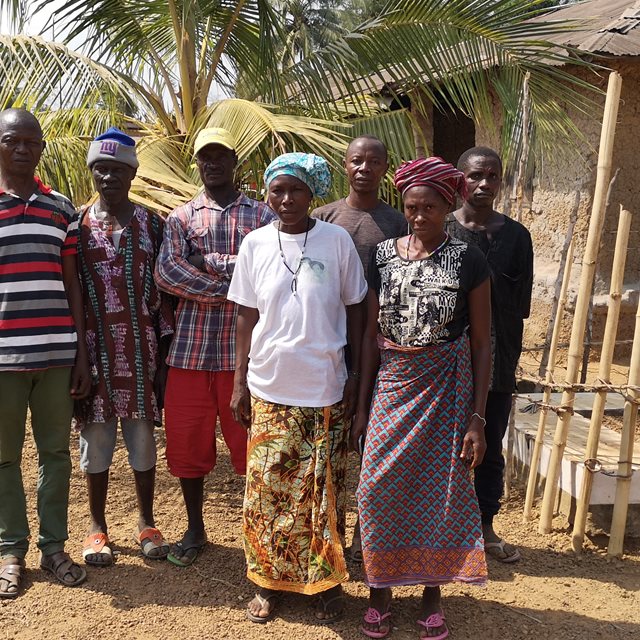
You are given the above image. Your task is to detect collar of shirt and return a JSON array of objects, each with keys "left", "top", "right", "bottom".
[
  {"left": 0, "top": 175, "right": 52, "bottom": 198},
  {"left": 191, "top": 191, "right": 257, "bottom": 213}
]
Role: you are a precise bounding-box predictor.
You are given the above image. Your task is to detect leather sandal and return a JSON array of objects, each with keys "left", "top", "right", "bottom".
[{"left": 0, "top": 557, "right": 25, "bottom": 599}]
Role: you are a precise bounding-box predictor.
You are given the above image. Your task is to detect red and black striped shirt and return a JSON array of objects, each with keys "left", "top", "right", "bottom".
[{"left": 0, "top": 177, "right": 79, "bottom": 371}]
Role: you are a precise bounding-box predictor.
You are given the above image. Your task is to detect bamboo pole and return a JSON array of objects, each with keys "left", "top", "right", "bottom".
[
  {"left": 571, "top": 205, "right": 633, "bottom": 552},
  {"left": 538, "top": 71, "right": 622, "bottom": 534},
  {"left": 539, "top": 193, "right": 579, "bottom": 378},
  {"left": 607, "top": 293, "right": 640, "bottom": 558},
  {"left": 523, "top": 235, "right": 575, "bottom": 521}
]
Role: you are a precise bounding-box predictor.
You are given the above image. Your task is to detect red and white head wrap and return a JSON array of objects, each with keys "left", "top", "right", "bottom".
[{"left": 393, "top": 157, "right": 466, "bottom": 204}]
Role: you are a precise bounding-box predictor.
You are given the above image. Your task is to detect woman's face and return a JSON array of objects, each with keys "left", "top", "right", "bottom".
[
  {"left": 402, "top": 185, "right": 450, "bottom": 235},
  {"left": 267, "top": 174, "right": 313, "bottom": 233}
]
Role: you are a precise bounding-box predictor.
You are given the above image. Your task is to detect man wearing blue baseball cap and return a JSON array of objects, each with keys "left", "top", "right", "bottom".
[
  {"left": 155, "top": 127, "right": 276, "bottom": 566},
  {"left": 76, "top": 127, "right": 175, "bottom": 567}
]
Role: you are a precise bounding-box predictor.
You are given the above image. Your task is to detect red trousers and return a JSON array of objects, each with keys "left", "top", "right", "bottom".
[{"left": 164, "top": 367, "right": 247, "bottom": 477}]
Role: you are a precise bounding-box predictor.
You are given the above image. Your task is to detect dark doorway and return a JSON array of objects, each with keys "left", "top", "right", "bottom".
[{"left": 432, "top": 106, "right": 476, "bottom": 166}]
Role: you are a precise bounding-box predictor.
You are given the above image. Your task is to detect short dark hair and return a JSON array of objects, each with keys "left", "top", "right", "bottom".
[
  {"left": 457, "top": 146, "right": 502, "bottom": 173},
  {"left": 346, "top": 135, "right": 388, "bottom": 161}
]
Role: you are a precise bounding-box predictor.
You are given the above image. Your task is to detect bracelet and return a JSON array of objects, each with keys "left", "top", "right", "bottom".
[
  {"left": 348, "top": 371, "right": 361, "bottom": 380},
  {"left": 471, "top": 412, "right": 487, "bottom": 427}
]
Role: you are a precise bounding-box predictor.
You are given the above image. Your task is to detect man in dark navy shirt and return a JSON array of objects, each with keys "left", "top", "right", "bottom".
[{"left": 446, "top": 146, "right": 533, "bottom": 563}]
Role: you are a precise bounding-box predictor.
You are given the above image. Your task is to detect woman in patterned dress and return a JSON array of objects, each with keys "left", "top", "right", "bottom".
[
  {"left": 352, "top": 157, "right": 492, "bottom": 639},
  {"left": 228, "top": 153, "right": 367, "bottom": 624}
]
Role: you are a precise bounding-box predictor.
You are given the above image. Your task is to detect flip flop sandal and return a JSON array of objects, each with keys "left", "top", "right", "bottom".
[
  {"left": 40, "top": 552, "right": 87, "bottom": 587},
  {"left": 246, "top": 591, "right": 281, "bottom": 624},
  {"left": 0, "top": 558, "right": 25, "bottom": 599},
  {"left": 135, "top": 527, "right": 170, "bottom": 560},
  {"left": 417, "top": 611, "right": 448, "bottom": 640},
  {"left": 361, "top": 607, "right": 392, "bottom": 638},
  {"left": 315, "top": 592, "right": 345, "bottom": 625},
  {"left": 484, "top": 539, "right": 521, "bottom": 563},
  {"left": 82, "top": 533, "right": 114, "bottom": 567},
  {"left": 166, "top": 536, "right": 207, "bottom": 567}
]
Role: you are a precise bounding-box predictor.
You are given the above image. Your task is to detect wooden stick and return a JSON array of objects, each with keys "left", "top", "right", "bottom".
[
  {"left": 538, "top": 71, "right": 622, "bottom": 534},
  {"left": 572, "top": 205, "right": 633, "bottom": 552},
  {"left": 607, "top": 285, "right": 640, "bottom": 558},
  {"left": 523, "top": 234, "right": 575, "bottom": 521},
  {"left": 538, "top": 192, "right": 579, "bottom": 378},
  {"left": 504, "top": 395, "right": 517, "bottom": 499},
  {"left": 515, "top": 72, "right": 531, "bottom": 224}
]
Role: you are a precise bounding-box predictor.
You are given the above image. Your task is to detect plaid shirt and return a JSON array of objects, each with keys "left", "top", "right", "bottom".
[{"left": 155, "top": 191, "right": 276, "bottom": 371}]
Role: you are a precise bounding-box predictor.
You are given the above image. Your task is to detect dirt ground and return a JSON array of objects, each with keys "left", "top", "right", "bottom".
[{"left": 1, "top": 426, "right": 639, "bottom": 640}]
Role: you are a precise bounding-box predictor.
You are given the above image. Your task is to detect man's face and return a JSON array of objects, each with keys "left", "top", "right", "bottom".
[
  {"left": 0, "top": 117, "right": 45, "bottom": 178},
  {"left": 196, "top": 144, "right": 237, "bottom": 190},
  {"left": 91, "top": 160, "right": 136, "bottom": 204},
  {"left": 463, "top": 155, "right": 502, "bottom": 208},
  {"left": 344, "top": 139, "right": 388, "bottom": 195}
]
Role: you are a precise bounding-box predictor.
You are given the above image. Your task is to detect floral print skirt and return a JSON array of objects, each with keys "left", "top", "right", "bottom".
[{"left": 243, "top": 397, "right": 349, "bottom": 595}]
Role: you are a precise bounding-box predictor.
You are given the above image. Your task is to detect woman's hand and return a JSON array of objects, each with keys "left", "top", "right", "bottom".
[
  {"left": 461, "top": 418, "right": 487, "bottom": 469},
  {"left": 231, "top": 384, "right": 252, "bottom": 429}
]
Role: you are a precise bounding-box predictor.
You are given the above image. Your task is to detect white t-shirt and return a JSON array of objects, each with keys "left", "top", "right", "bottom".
[{"left": 227, "top": 219, "right": 368, "bottom": 407}]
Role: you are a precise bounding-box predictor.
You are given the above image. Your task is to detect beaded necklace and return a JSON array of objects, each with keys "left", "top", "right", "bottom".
[{"left": 277, "top": 217, "right": 310, "bottom": 295}]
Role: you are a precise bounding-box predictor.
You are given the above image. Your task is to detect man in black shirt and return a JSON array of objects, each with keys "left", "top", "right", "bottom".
[{"left": 446, "top": 146, "right": 533, "bottom": 563}]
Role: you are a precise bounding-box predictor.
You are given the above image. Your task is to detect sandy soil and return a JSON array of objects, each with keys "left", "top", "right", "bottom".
[{"left": 1, "top": 427, "right": 638, "bottom": 640}]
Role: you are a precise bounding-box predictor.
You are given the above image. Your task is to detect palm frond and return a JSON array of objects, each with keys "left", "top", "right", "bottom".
[{"left": 280, "top": 0, "right": 600, "bottom": 175}]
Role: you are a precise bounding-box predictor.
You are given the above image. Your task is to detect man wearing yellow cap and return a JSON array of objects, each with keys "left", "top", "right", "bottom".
[{"left": 155, "top": 128, "right": 276, "bottom": 566}]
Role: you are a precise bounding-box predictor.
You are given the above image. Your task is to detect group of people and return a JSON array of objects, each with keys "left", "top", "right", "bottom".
[{"left": 0, "top": 107, "right": 533, "bottom": 640}]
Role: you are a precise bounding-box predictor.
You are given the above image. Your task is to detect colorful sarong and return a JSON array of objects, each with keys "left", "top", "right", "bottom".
[
  {"left": 243, "top": 397, "right": 349, "bottom": 595},
  {"left": 357, "top": 334, "right": 487, "bottom": 588}
]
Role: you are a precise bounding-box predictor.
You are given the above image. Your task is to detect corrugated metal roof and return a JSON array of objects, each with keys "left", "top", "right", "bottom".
[{"left": 535, "top": 0, "right": 640, "bottom": 56}]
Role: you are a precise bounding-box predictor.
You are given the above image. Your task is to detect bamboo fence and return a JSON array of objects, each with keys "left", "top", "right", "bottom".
[{"left": 538, "top": 71, "right": 622, "bottom": 534}]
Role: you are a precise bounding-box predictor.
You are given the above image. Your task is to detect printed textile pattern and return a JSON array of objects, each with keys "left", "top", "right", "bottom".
[
  {"left": 76, "top": 205, "right": 173, "bottom": 427},
  {"left": 375, "top": 237, "right": 466, "bottom": 346},
  {"left": 357, "top": 334, "right": 487, "bottom": 588},
  {"left": 244, "top": 397, "right": 349, "bottom": 595}
]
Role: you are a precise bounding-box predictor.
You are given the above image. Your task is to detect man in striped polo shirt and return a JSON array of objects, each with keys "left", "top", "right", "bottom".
[{"left": 0, "top": 109, "right": 90, "bottom": 598}]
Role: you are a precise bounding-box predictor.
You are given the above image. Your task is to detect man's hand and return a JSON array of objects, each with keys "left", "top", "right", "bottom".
[
  {"left": 154, "top": 365, "right": 169, "bottom": 411},
  {"left": 341, "top": 376, "right": 359, "bottom": 422},
  {"left": 231, "top": 384, "right": 251, "bottom": 429},
  {"left": 70, "top": 352, "right": 91, "bottom": 399},
  {"left": 188, "top": 254, "right": 205, "bottom": 271},
  {"left": 350, "top": 412, "right": 367, "bottom": 452}
]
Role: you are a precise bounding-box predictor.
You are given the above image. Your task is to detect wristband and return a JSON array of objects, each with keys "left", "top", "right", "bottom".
[{"left": 471, "top": 412, "right": 487, "bottom": 427}]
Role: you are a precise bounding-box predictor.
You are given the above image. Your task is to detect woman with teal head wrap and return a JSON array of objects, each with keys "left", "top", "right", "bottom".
[
  {"left": 263, "top": 152, "right": 331, "bottom": 199},
  {"left": 227, "top": 152, "right": 367, "bottom": 624}
]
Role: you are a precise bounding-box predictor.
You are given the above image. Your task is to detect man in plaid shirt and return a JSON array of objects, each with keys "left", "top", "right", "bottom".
[{"left": 155, "top": 128, "right": 275, "bottom": 566}]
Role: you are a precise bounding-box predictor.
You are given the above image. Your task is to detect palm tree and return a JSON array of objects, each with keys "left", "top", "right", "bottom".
[
  {"left": 0, "top": 0, "right": 596, "bottom": 209},
  {"left": 274, "top": 0, "right": 345, "bottom": 69}
]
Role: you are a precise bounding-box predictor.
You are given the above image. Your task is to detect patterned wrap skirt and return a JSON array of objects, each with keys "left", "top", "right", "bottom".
[
  {"left": 357, "top": 334, "right": 488, "bottom": 588},
  {"left": 243, "top": 397, "right": 349, "bottom": 595}
]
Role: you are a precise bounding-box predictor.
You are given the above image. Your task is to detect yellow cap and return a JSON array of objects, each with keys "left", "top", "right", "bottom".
[{"left": 193, "top": 127, "right": 236, "bottom": 155}]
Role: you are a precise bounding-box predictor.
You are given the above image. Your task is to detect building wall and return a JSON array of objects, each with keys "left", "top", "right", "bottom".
[{"left": 472, "top": 58, "right": 640, "bottom": 358}]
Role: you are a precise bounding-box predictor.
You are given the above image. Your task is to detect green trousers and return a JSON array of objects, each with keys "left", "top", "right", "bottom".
[{"left": 0, "top": 367, "right": 73, "bottom": 560}]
